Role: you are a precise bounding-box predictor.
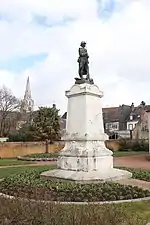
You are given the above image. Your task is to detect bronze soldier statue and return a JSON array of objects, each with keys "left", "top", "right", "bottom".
[
  {"left": 77, "top": 41, "right": 89, "bottom": 80},
  {"left": 75, "top": 41, "right": 94, "bottom": 84}
]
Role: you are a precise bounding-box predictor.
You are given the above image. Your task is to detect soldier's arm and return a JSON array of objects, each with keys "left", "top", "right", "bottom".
[{"left": 79, "top": 48, "right": 88, "bottom": 56}]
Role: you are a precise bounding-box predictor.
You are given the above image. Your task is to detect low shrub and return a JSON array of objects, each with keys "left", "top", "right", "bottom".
[
  {"left": 8, "top": 131, "right": 34, "bottom": 142},
  {"left": 121, "top": 167, "right": 150, "bottom": 182},
  {"left": 119, "top": 139, "right": 149, "bottom": 152},
  {"left": 0, "top": 197, "right": 146, "bottom": 225},
  {"left": 0, "top": 168, "right": 150, "bottom": 202},
  {"left": 24, "top": 153, "right": 58, "bottom": 158}
]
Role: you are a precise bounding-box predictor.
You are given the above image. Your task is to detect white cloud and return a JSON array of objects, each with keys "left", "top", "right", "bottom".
[{"left": 0, "top": 0, "right": 150, "bottom": 114}]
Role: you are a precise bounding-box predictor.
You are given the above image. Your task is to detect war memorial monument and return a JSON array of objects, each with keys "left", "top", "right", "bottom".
[{"left": 41, "top": 41, "right": 132, "bottom": 182}]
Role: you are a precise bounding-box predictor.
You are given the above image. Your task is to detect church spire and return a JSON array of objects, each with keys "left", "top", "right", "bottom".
[
  {"left": 25, "top": 76, "right": 31, "bottom": 97},
  {"left": 21, "top": 76, "right": 34, "bottom": 113}
]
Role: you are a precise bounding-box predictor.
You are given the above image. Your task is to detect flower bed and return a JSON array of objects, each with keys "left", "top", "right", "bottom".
[
  {"left": 0, "top": 168, "right": 150, "bottom": 202},
  {"left": 120, "top": 167, "right": 150, "bottom": 182},
  {"left": 17, "top": 153, "right": 58, "bottom": 161},
  {"left": 24, "top": 153, "right": 59, "bottom": 158}
]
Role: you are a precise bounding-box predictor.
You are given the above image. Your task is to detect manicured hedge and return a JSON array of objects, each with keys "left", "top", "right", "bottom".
[{"left": 24, "top": 153, "right": 58, "bottom": 158}]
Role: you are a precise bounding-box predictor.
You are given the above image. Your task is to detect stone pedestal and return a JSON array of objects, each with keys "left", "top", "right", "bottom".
[{"left": 41, "top": 83, "right": 132, "bottom": 182}]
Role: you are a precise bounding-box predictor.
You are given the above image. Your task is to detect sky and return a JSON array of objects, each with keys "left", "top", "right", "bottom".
[{"left": 0, "top": 0, "right": 150, "bottom": 114}]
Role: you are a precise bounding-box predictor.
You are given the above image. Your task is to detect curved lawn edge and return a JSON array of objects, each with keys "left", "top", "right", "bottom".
[
  {"left": 1, "top": 191, "right": 150, "bottom": 205},
  {"left": 17, "top": 156, "right": 57, "bottom": 162}
]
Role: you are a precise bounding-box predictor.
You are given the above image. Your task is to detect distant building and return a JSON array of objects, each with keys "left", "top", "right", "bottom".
[
  {"left": 16, "top": 76, "right": 34, "bottom": 130},
  {"left": 20, "top": 76, "right": 34, "bottom": 113},
  {"left": 131, "top": 102, "right": 150, "bottom": 140},
  {"left": 103, "top": 105, "right": 131, "bottom": 132},
  {"left": 126, "top": 103, "right": 141, "bottom": 131},
  {"left": 61, "top": 103, "right": 150, "bottom": 139}
]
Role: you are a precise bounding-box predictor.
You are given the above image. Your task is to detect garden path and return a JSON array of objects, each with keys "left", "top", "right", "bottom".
[
  {"left": 1, "top": 154, "right": 150, "bottom": 169},
  {"left": 114, "top": 154, "right": 150, "bottom": 170}
]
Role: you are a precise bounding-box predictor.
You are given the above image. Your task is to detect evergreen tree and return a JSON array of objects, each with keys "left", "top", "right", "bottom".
[{"left": 31, "top": 106, "right": 60, "bottom": 153}]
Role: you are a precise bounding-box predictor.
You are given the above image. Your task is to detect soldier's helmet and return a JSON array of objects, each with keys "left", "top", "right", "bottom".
[{"left": 80, "top": 41, "right": 86, "bottom": 46}]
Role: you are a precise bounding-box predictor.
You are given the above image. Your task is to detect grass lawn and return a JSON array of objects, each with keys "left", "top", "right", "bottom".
[
  {"left": 0, "top": 158, "right": 33, "bottom": 167},
  {"left": 113, "top": 151, "right": 146, "bottom": 157},
  {"left": 127, "top": 200, "right": 150, "bottom": 220},
  {"left": 0, "top": 164, "right": 56, "bottom": 179},
  {"left": 0, "top": 198, "right": 149, "bottom": 225}
]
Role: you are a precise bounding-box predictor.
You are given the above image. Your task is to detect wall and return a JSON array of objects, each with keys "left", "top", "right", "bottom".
[
  {"left": 117, "top": 130, "right": 130, "bottom": 139},
  {"left": 105, "top": 140, "right": 120, "bottom": 151},
  {"left": 127, "top": 121, "right": 138, "bottom": 130},
  {"left": 0, "top": 142, "right": 64, "bottom": 158},
  {"left": 132, "top": 122, "right": 149, "bottom": 140},
  {"left": 0, "top": 140, "right": 127, "bottom": 158}
]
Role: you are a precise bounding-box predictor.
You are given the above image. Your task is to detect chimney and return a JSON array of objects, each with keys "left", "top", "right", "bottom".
[
  {"left": 129, "top": 103, "right": 134, "bottom": 120},
  {"left": 139, "top": 105, "right": 145, "bottom": 122},
  {"left": 131, "top": 103, "right": 134, "bottom": 112}
]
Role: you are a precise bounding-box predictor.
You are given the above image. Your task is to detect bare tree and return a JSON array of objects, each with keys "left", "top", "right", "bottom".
[{"left": 0, "top": 86, "right": 21, "bottom": 137}]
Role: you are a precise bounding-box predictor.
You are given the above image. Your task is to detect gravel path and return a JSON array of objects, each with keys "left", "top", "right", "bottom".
[{"left": 114, "top": 154, "right": 150, "bottom": 170}]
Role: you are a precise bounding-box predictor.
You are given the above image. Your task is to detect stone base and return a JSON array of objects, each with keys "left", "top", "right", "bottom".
[
  {"left": 57, "top": 155, "right": 113, "bottom": 172},
  {"left": 40, "top": 168, "right": 132, "bottom": 184},
  {"left": 58, "top": 140, "right": 113, "bottom": 172},
  {"left": 74, "top": 77, "right": 94, "bottom": 85}
]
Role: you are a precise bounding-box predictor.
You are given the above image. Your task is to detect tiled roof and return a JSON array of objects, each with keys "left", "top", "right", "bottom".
[
  {"left": 126, "top": 105, "right": 150, "bottom": 122},
  {"left": 62, "top": 112, "right": 67, "bottom": 119},
  {"left": 102, "top": 107, "right": 119, "bottom": 123}
]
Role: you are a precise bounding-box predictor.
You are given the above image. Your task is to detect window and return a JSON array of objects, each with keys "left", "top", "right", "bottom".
[
  {"left": 128, "top": 124, "right": 133, "bottom": 130},
  {"left": 105, "top": 122, "right": 119, "bottom": 131},
  {"left": 130, "top": 115, "right": 133, "bottom": 120}
]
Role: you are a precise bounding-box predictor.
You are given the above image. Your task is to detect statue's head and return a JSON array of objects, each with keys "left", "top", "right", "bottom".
[{"left": 80, "top": 41, "right": 86, "bottom": 47}]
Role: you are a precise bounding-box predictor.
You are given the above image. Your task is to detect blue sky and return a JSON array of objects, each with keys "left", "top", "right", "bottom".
[
  {"left": 0, "top": 53, "right": 48, "bottom": 73},
  {"left": 0, "top": 0, "right": 150, "bottom": 113},
  {"left": 0, "top": 0, "right": 124, "bottom": 73},
  {"left": 33, "top": 14, "right": 75, "bottom": 27},
  {"left": 98, "top": 0, "right": 116, "bottom": 19}
]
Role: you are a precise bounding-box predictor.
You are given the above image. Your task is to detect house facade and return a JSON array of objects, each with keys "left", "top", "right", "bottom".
[
  {"left": 61, "top": 102, "right": 150, "bottom": 139},
  {"left": 131, "top": 103, "right": 150, "bottom": 140},
  {"left": 103, "top": 105, "right": 131, "bottom": 133}
]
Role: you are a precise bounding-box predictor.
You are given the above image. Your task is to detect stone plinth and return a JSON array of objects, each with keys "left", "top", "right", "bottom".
[{"left": 41, "top": 83, "right": 132, "bottom": 182}]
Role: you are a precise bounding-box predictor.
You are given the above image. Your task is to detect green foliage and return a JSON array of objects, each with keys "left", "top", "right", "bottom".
[
  {"left": 119, "top": 139, "right": 149, "bottom": 152},
  {"left": 120, "top": 167, "right": 150, "bottom": 182},
  {"left": 31, "top": 106, "right": 60, "bottom": 142},
  {"left": 0, "top": 168, "right": 150, "bottom": 202},
  {"left": 8, "top": 131, "right": 33, "bottom": 142},
  {"left": 24, "top": 153, "right": 58, "bottom": 158},
  {"left": 8, "top": 106, "right": 61, "bottom": 144},
  {"left": 0, "top": 198, "right": 145, "bottom": 225},
  {"left": 113, "top": 151, "right": 145, "bottom": 157},
  {"left": 8, "top": 123, "right": 35, "bottom": 142}
]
